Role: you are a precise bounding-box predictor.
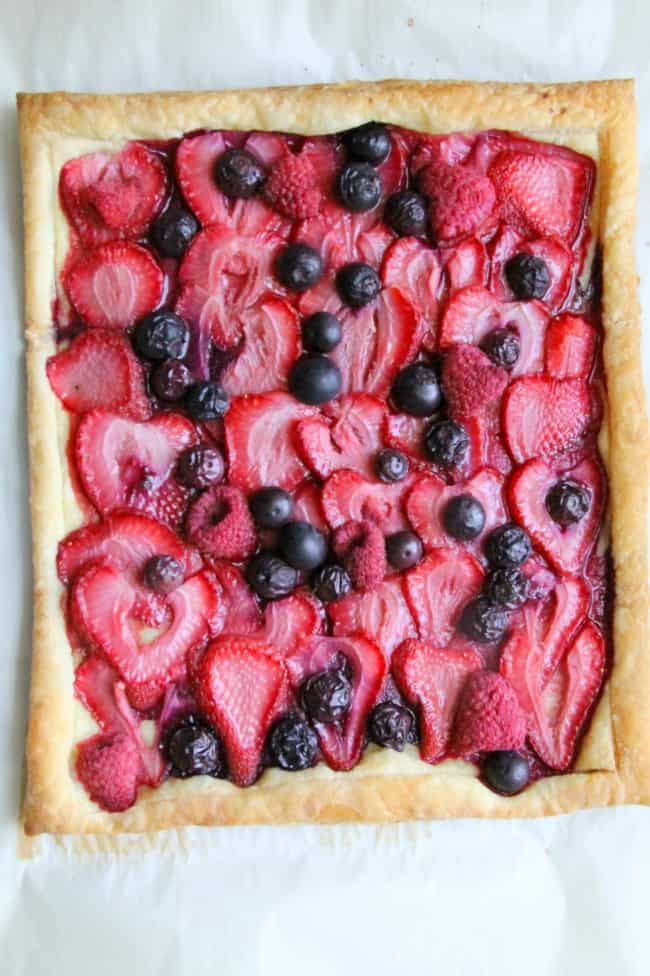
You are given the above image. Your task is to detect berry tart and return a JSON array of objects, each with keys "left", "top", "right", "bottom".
[{"left": 17, "top": 80, "right": 650, "bottom": 834}]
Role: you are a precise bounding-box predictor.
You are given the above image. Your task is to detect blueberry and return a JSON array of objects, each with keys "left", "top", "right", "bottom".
[
  {"left": 185, "top": 380, "right": 229, "bottom": 420},
  {"left": 484, "top": 523, "right": 532, "bottom": 567},
  {"left": 246, "top": 552, "right": 298, "bottom": 600},
  {"left": 482, "top": 750, "right": 530, "bottom": 795},
  {"left": 368, "top": 701, "right": 416, "bottom": 751},
  {"left": 150, "top": 359, "right": 191, "bottom": 401},
  {"left": 390, "top": 363, "right": 442, "bottom": 417},
  {"left": 386, "top": 530, "right": 423, "bottom": 570},
  {"left": 311, "top": 563, "right": 352, "bottom": 603},
  {"left": 384, "top": 191, "right": 428, "bottom": 237},
  {"left": 165, "top": 714, "right": 222, "bottom": 778},
  {"left": 301, "top": 311, "right": 342, "bottom": 353},
  {"left": 214, "top": 148, "right": 266, "bottom": 199},
  {"left": 423, "top": 419, "right": 469, "bottom": 468},
  {"left": 545, "top": 480, "right": 591, "bottom": 527},
  {"left": 336, "top": 262, "right": 381, "bottom": 308},
  {"left": 268, "top": 713, "right": 318, "bottom": 771},
  {"left": 300, "top": 664, "right": 352, "bottom": 723},
  {"left": 279, "top": 520, "right": 328, "bottom": 571},
  {"left": 176, "top": 445, "right": 225, "bottom": 490},
  {"left": 133, "top": 309, "right": 190, "bottom": 361},
  {"left": 480, "top": 327, "right": 520, "bottom": 369},
  {"left": 442, "top": 494, "right": 486, "bottom": 541},
  {"left": 375, "top": 448, "right": 409, "bottom": 483},
  {"left": 343, "top": 122, "right": 391, "bottom": 164},
  {"left": 484, "top": 567, "right": 528, "bottom": 609},
  {"left": 143, "top": 554, "right": 183, "bottom": 594},
  {"left": 504, "top": 253, "right": 550, "bottom": 300},
  {"left": 337, "top": 162, "right": 382, "bottom": 212},
  {"left": 289, "top": 354, "right": 342, "bottom": 405},
  {"left": 150, "top": 204, "right": 199, "bottom": 258},
  {"left": 460, "top": 597, "right": 508, "bottom": 644},
  {"left": 249, "top": 487, "right": 293, "bottom": 529},
  {"left": 275, "top": 243, "right": 324, "bottom": 291}
]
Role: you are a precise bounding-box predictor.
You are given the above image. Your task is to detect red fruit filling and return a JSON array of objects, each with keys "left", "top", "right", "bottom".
[{"left": 48, "top": 120, "right": 608, "bottom": 811}]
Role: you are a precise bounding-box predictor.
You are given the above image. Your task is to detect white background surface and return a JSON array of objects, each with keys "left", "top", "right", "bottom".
[{"left": 1, "top": 1, "right": 649, "bottom": 973}]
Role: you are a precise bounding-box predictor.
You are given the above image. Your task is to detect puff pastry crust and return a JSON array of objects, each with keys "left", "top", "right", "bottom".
[{"left": 17, "top": 79, "right": 650, "bottom": 834}]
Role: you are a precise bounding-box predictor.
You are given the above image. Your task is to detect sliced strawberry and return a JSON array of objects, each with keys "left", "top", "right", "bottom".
[
  {"left": 206, "top": 561, "right": 262, "bottom": 635},
  {"left": 322, "top": 469, "right": 413, "bottom": 533},
  {"left": 508, "top": 457, "right": 605, "bottom": 575},
  {"left": 500, "top": 620, "right": 605, "bottom": 770},
  {"left": 464, "top": 412, "right": 513, "bottom": 478},
  {"left": 193, "top": 636, "right": 286, "bottom": 786},
  {"left": 292, "top": 479, "right": 328, "bottom": 533},
  {"left": 75, "top": 410, "right": 197, "bottom": 527},
  {"left": 73, "top": 563, "right": 219, "bottom": 710},
  {"left": 60, "top": 143, "right": 168, "bottom": 248},
  {"left": 329, "top": 576, "right": 417, "bottom": 660},
  {"left": 258, "top": 593, "right": 323, "bottom": 656},
  {"left": 74, "top": 654, "right": 164, "bottom": 786},
  {"left": 439, "top": 286, "right": 548, "bottom": 376},
  {"left": 219, "top": 296, "right": 300, "bottom": 397},
  {"left": 443, "top": 237, "right": 488, "bottom": 293},
  {"left": 57, "top": 512, "right": 202, "bottom": 585},
  {"left": 442, "top": 343, "right": 509, "bottom": 419},
  {"left": 406, "top": 468, "right": 507, "bottom": 552},
  {"left": 186, "top": 485, "right": 257, "bottom": 561},
  {"left": 403, "top": 548, "right": 484, "bottom": 647},
  {"left": 451, "top": 671, "right": 526, "bottom": 755},
  {"left": 225, "top": 392, "right": 317, "bottom": 492},
  {"left": 287, "top": 635, "right": 386, "bottom": 770},
  {"left": 545, "top": 313, "right": 597, "bottom": 379},
  {"left": 296, "top": 394, "right": 386, "bottom": 479},
  {"left": 64, "top": 241, "right": 163, "bottom": 330},
  {"left": 518, "top": 575, "right": 590, "bottom": 681},
  {"left": 502, "top": 376, "right": 594, "bottom": 465},
  {"left": 380, "top": 237, "right": 442, "bottom": 349},
  {"left": 418, "top": 161, "right": 496, "bottom": 243},
  {"left": 175, "top": 130, "right": 289, "bottom": 235},
  {"left": 489, "top": 226, "right": 574, "bottom": 311},
  {"left": 410, "top": 132, "right": 475, "bottom": 173},
  {"left": 392, "top": 639, "right": 483, "bottom": 762},
  {"left": 175, "top": 223, "right": 285, "bottom": 347},
  {"left": 297, "top": 201, "right": 393, "bottom": 277},
  {"left": 46, "top": 328, "right": 150, "bottom": 419},
  {"left": 382, "top": 412, "right": 428, "bottom": 467},
  {"left": 488, "top": 149, "right": 594, "bottom": 244}
]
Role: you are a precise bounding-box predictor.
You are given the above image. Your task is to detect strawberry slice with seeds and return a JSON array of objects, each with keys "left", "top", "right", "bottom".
[
  {"left": 75, "top": 410, "right": 198, "bottom": 527},
  {"left": 502, "top": 376, "right": 594, "bottom": 465},
  {"left": 518, "top": 575, "right": 591, "bottom": 681},
  {"left": 418, "top": 161, "right": 497, "bottom": 244},
  {"left": 329, "top": 576, "right": 416, "bottom": 660},
  {"left": 380, "top": 237, "right": 442, "bottom": 349},
  {"left": 287, "top": 635, "right": 386, "bottom": 771},
  {"left": 258, "top": 593, "right": 323, "bottom": 656},
  {"left": 175, "top": 223, "right": 285, "bottom": 348},
  {"left": 297, "top": 201, "right": 393, "bottom": 277},
  {"left": 73, "top": 564, "right": 219, "bottom": 710},
  {"left": 500, "top": 620, "right": 605, "bottom": 770},
  {"left": 220, "top": 297, "right": 300, "bottom": 397},
  {"left": 392, "top": 639, "right": 483, "bottom": 763},
  {"left": 403, "top": 548, "right": 484, "bottom": 647},
  {"left": 439, "top": 285, "right": 548, "bottom": 376},
  {"left": 47, "top": 328, "right": 150, "bottom": 419},
  {"left": 442, "top": 237, "right": 488, "bottom": 293},
  {"left": 60, "top": 143, "right": 168, "bottom": 248},
  {"left": 64, "top": 241, "right": 163, "bottom": 330},
  {"left": 545, "top": 313, "right": 597, "bottom": 379},
  {"left": 57, "top": 512, "right": 202, "bottom": 585},
  {"left": 225, "top": 392, "right": 317, "bottom": 493},
  {"left": 322, "top": 468, "right": 414, "bottom": 534},
  {"left": 382, "top": 412, "right": 428, "bottom": 467},
  {"left": 488, "top": 149, "right": 594, "bottom": 244},
  {"left": 489, "top": 225, "right": 574, "bottom": 311},
  {"left": 292, "top": 479, "right": 328, "bottom": 533},
  {"left": 193, "top": 636, "right": 286, "bottom": 786},
  {"left": 296, "top": 394, "right": 386, "bottom": 479},
  {"left": 406, "top": 468, "right": 507, "bottom": 552},
  {"left": 508, "top": 457, "right": 605, "bottom": 575},
  {"left": 206, "top": 560, "right": 262, "bottom": 635}
]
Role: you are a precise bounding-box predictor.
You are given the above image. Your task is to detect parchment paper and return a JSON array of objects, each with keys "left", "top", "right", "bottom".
[{"left": 1, "top": 1, "right": 650, "bottom": 973}]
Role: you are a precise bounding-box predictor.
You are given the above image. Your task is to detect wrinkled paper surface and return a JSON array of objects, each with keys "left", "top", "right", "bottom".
[{"left": 1, "top": 1, "right": 650, "bottom": 973}]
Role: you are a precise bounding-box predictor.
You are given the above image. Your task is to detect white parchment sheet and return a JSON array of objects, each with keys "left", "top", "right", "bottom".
[{"left": 1, "top": 1, "right": 649, "bottom": 973}]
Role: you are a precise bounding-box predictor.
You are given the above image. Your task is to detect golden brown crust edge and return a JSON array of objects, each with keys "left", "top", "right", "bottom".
[{"left": 17, "top": 79, "right": 649, "bottom": 835}]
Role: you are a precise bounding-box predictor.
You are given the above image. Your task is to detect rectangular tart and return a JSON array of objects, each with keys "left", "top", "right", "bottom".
[{"left": 17, "top": 80, "right": 650, "bottom": 834}]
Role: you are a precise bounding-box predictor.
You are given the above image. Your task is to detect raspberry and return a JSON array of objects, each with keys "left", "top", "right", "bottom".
[
  {"left": 333, "top": 519, "right": 387, "bottom": 591},
  {"left": 442, "top": 343, "right": 508, "bottom": 418},
  {"left": 186, "top": 486, "right": 257, "bottom": 561},
  {"left": 418, "top": 162, "right": 495, "bottom": 243},
  {"left": 264, "top": 153, "right": 323, "bottom": 219},
  {"left": 451, "top": 672, "right": 526, "bottom": 756},
  {"left": 75, "top": 733, "right": 140, "bottom": 812}
]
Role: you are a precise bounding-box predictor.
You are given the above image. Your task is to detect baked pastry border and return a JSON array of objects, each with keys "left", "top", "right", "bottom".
[{"left": 16, "top": 79, "right": 649, "bottom": 834}]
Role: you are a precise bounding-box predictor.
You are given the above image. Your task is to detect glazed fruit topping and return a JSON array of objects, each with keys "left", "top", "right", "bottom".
[
  {"left": 459, "top": 597, "right": 508, "bottom": 644},
  {"left": 185, "top": 380, "right": 229, "bottom": 420},
  {"left": 300, "top": 660, "right": 352, "bottom": 724},
  {"left": 151, "top": 203, "right": 199, "bottom": 258},
  {"left": 368, "top": 701, "right": 416, "bottom": 752},
  {"left": 483, "top": 566, "right": 528, "bottom": 609},
  {"left": 268, "top": 714, "right": 319, "bottom": 771},
  {"left": 480, "top": 327, "right": 520, "bottom": 369},
  {"left": 484, "top": 523, "right": 532, "bottom": 567},
  {"left": 143, "top": 554, "right": 183, "bottom": 594},
  {"left": 246, "top": 552, "right": 298, "bottom": 600},
  {"left": 545, "top": 479, "right": 591, "bottom": 526},
  {"left": 375, "top": 448, "right": 410, "bottom": 483},
  {"left": 423, "top": 419, "right": 469, "bottom": 469},
  {"left": 336, "top": 262, "right": 381, "bottom": 307},
  {"left": 311, "top": 563, "right": 352, "bottom": 603},
  {"left": 215, "top": 147, "right": 266, "bottom": 198},
  {"left": 133, "top": 309, "right": 190, "bottom": 361},
  {"left": 165, "top": 714, "right": 223, "bottom": 778},
  {"left": 504, "top": 253, "right": 550, "bottom": 300},
  {"left": 176, "top": 445, "right": 225, "bottom": 490},
  {"left": 151, "top": 359, "right": 191, "bottom": 401},
  {"left": 337, "top": 161, "right": 382, "bottom": 212}
]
